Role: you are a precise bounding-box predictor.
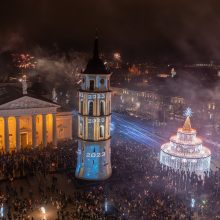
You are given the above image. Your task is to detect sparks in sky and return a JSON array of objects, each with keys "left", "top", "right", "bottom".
[
  {"left": 183, "top": 107, "right": 193, "bottom": 118},
  {"left": 12, "top": 53, "right": 37, "bottom": 70}
]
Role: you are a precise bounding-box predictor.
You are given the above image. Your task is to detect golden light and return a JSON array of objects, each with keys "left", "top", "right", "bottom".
[
  {"left": 113, "top": 52, "right": 121, "bottom": 60},
  {"left": 40, "top": 206, "right": 46, "bottom": 214}
]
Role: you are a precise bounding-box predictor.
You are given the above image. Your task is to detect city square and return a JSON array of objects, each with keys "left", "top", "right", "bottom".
[{"left": 1, "top": 1, "right": 220, "bottom": 219}]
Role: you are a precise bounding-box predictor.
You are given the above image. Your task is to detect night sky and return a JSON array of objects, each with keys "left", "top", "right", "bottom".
[{"left": 1, "top": 0, "right": 220, "bottom": 62}]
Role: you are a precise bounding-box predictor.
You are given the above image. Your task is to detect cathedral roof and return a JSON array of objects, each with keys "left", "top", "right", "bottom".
[
  {"left": 83, "top": 35, "right": 110, "bottom": 75},
  {"left": 0, "top": 86, "right": 59, "bottom": 107}
]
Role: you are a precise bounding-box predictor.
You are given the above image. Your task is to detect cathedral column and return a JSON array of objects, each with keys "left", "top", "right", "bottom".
[
  {"left": 32, "top": 115, "right": 37, "bottom": 148},
  {"left": 15, "top": 116, "right": 21, "bottom": 151},
  {"left": 4, "top": 116, "right": 9, "bottom": 153},
  {"left": 52, "top": 113, "right": 57, "bottom": 147},
  {"left": 42, "top": 114, "right": 47, "bottom": 147}
]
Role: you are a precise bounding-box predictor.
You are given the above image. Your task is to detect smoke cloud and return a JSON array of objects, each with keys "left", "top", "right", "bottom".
[{"left": 0, "top": 32, "right": 24, "bottom": 54}]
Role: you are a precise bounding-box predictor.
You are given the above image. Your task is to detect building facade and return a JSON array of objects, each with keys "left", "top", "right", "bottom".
[
  {"left": 0, "top": 92, "right": 72, "bottom": 152},
  {"left": 75, "top": 36, "right": 112, "bottom": 180}
]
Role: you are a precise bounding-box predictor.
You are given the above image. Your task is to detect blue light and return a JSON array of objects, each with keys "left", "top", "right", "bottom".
[
  {"left": 183, "top": 107, "right": 193, "bottom": 118},
  {"left": 75, "top": 140, "right": 111, "bottom": 180},
  {"left": 112, "top": 113, "right": 165, "bottom": 148},
  {"left": 104, "top": 198, "right": 108, "bottom": 212},
  {"left": 191, "top": 198, "right": 195, "bottom": 208},
  {"left": 0, "top": 204, "right": 4, "bottom": 218},
  {"left": 110, "top": 122, "right": 115, "bottom": 132}
]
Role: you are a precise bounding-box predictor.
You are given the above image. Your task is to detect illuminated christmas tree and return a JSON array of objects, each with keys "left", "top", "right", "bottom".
[{"left": 160, "top": 108, "right": 211, "bottom": 173}]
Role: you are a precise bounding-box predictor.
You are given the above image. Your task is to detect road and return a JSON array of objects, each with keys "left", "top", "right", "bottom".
[{"left": 112, "top": 112, "right": 166, "bottom": 149}]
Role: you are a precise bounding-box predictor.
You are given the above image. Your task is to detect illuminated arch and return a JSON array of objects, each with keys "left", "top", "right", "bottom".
[
  {"left": 100, "top": 100, "right": 105, "bottom": 115},
  {"left": 100, "top": 125, "right": 104, "bottom": 138},
  {"left": 89, "top": 101, "right": 93, "bottom": 116}
]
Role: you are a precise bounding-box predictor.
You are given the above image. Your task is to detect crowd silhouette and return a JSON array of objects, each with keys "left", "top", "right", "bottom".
[{"left": 0, "top": 134, "right": 219, "bottom": 219}]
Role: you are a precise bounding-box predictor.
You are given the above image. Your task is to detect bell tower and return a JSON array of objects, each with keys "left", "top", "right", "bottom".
[{"left": 75, "top": 34, "right": 112, "bottom": 180}]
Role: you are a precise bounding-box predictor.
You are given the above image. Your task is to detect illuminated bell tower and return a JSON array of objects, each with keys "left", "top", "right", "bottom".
[{"left": 75, "top": 35, "right": 112, "bottom": 180}]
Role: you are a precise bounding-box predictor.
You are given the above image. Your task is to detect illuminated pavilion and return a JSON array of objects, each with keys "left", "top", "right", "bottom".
[
  {"left": 0, "top": 86, "right": 72, "bottom": 153},
  {"left": 160, "top": 115, "right": 211, "bottom": 173}
]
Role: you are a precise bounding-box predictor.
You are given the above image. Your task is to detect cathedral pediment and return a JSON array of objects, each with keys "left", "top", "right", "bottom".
[{"left": 0, "top": 95, "right": 59, "bottom": 110}]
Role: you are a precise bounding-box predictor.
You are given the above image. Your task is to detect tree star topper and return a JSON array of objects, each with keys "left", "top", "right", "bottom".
[{"left": 183, "top": 107, "right": 193, "bottom": 118}]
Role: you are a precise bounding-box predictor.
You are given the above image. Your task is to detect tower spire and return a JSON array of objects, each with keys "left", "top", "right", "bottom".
[{"left": 93, "top": 29, "right": 99, "bottom": 59}]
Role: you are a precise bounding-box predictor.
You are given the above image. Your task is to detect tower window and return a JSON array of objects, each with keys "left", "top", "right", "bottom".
[
  {"left": 89, "top": 101, "right": 93, "bottom": 116},
  {"left": 90, "top": 80, "right": 94, "bottom": 91},
  {"left": 79, "top": 122, "right": 83, "bottom": 136},
  {"left": 100, "top": 125, "right": 104, "bottom": 138},
  {"left": 100, "top": 79, "right": 104, "bottom": 85},
  {"left": 100, "top": 100, "right": 105, "bottom": 115},
  {"left": 80, "top": 100, "right": 83, "bottom": 114}
]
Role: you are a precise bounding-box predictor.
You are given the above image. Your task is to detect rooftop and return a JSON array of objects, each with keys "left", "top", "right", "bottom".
[
  {"left": 0, "top": 85, "right": 58, "bottom": 106},
  {"left": 83, "top": 35, "right": 110, "bottom": 75}
]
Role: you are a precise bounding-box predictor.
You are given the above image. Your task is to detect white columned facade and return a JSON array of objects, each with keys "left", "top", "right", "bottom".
[
  {"left": 15, "top": 116, "right": 21, "bottom": 151},
  {"left": 0, "top": 95, "right": 60, "bottom": 151},
  {"left": 32, "top": 114, "right": 37, "bottom": 148},
  {"left": 42, "top": 114, "right": 47, "bottom": 147},
  {"left": 52, "top": 113, "right": 57, "bottom": 147},
  {"left": 4, "top": 116, "right": 9, "bottom": 153}
]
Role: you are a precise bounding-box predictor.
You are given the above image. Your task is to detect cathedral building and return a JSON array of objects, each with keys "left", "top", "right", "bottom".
[
  {"left": 75, "top": 35, "right": 112, "bottom": 180},
  {"left": 0, "top": 86, "right": 72, "bottom": 152}
]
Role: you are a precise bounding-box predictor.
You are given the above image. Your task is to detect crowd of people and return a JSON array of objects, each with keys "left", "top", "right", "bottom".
[
  {"left": 112, "top": 134, "right": 220, "bottom": 219},
  {"left": 0, "top": 133, "right": 219, "bottom": 219}
]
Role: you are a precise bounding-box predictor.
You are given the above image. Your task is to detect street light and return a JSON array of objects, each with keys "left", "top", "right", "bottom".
[
  {"left": 191, "top": 198, "right": 196, "bottom": 208},
  {"left": 104, "top": 198, "right": 108, "bottom": 212},
  {"left": 113, "top": 52, "right": 121, "bottom": 61},
  {"left": 40, "top": 206, "right": 46, "bottom": 219},
  {"left": 40, "top": 207, "right": 46, "bottom": 214},
  {"left": 0, "top": 203, "right": 4, "bottom": 218}
]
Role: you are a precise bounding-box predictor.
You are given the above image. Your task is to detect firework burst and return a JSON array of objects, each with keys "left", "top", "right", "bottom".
[{"left": 12, "top": 53, "right": 37, "bottom": 70}]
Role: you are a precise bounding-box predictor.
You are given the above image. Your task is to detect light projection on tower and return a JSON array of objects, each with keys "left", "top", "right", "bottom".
[{"left": 75, "top": 34, "right": 112, "bottom": 180}]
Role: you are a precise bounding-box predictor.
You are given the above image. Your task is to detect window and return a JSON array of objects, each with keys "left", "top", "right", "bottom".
[
  {"left": 90, "top": 80, "right": 94, "bottom": 91},
  {"left": 89, "top": 101, "right": 93, "bottom": 116},
  {"left": 100, "top": 100, "right": 105, "bottom": 115},
  {"left": 100, "top": 79, "right": 104, "bottom": 85},
  {"left": 80, "top": 100, "right": 83, "bottom": 114},
  {"left": 79, "top": 122, "right": 83, "bottom": 136},
  {"left": 100, "top": 125, "right": 104, "bottom": 138}
]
